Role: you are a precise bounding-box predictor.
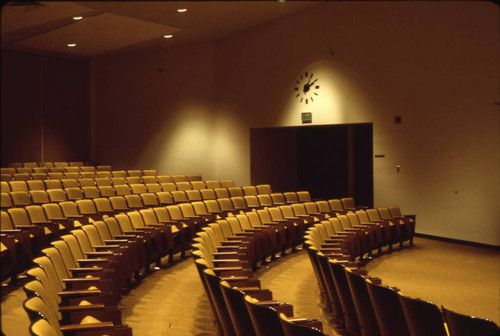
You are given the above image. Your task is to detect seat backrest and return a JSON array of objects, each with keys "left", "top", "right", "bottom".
[
  {"left": 109, "top": 196, "right": 129, "bottom": 211},
  {"left": 140, "top": 193, "right": 159, "bottom": 207},
  {"left": 156, "top": 191, "right": 174, "bottom": 205},
  {"left": 8, "top": 207, "right": 32, "bottom": 226},
  {"left": 77, "top": 178, "right": 95, "bottom": 187},
  {"left": 344, "top": 268, "right": 381, "bottom": 336},
  {"left": 219, "top": 281, "right": 256, "bottom": 336},
  {"left": 176, "top": 182, "right": 192, "bottom": 191},
  {"left": 284, "top": 192, "right": 298, "bottom": 204},
  {"left": 215, "top": 188, "right": 230, "bottom": 199},
  {"left": 157, "top": 175, "right": 173, "bottom": 183},
  {"left": 127, "top": 170, "right": 142, "bottom": 177},
  {"left": 11, "top": 191, "right": 33, "bottom": 206},
  {"left": 80, "top": 172, "right": 97, "bottom": 179},
  {"left": 366, "top": 209, "right": 382, "bottom": 222},
  {"left": 297, "top": 191, "right": 311, "bottom": 202},
  {"left": 172, "top": 175, "right": 187, "bottom": 183},
  {"left": 365, "top": 280, "right": 410, "bottom": 336},
  {"left": 398, "top": 294, "right": 448, "bottom": 336},
  {"left": 142, "top": 169, "right": 157, "bottom": 176},
  {"left": 201, "top": 189, "right": 216, "bottom": 200},
  {"left": 171, "top": 190, "right": 189, "bottom": 203},
  {"left": 186, "top": 190, "right": 202, "bottom": 202},
  {"left": 245, "top": 295, "right": 286, "bottom": 336},
  {"left": 29, "top": 317, "right": 60, "bottom": 336},
  {"left": 124, "top": 194, "right": 144, "bottom": 209},
  {"left": 161, "top": 182, "right": 177, "bottom": 192},
  {"left": 205, "top": 180, "right": 221, "bottom": 189},
  {"left": 231, "top": 196, "right": 247, "bottom": 210},
  {"left": 256, "top": 184, "right": 272, "bottom": 195},
  {"left": 257, "top": 194, "right": 272, "bottom": 207},
  {"left": 75, "top": 199, "right": 98, "bottom": 215},
  {"left": 270, "top": 193, "right": 286, "bottom": 205},
  {"left": 115, "top": 184, "right": 132, "bottom": 196},
  {"left": 179, "top": 203, "right": 196, "bottom": 218},
  {"left": 244, "top": 195, "right": 260, "bottom": 209},
  {"left": 95, "top": 177, "right": 113, "bottom": 186},
  {"left": 191, "top": 201, "right": 210, "bottom": 216},
  {"left": 126, "top": 176, "right": 142, "bottom": 185},
  {"left": 190, "top": 181, "right": 206, "bottom": 190},
  {"left": 65, "top": 187, "right": 83, "bottom": 201},
  {"left": 220, "top": 180, "right": 235, "bottom": 188},
  {"left": 242, "top": 186, "right": 258, "bottom": 196},
  {"left": 441, "top": 306, "right": 500, "bottom": 336},
  {"left": 82, "top": 186, "right": 100, "bottom": 199},
  {"left": 228, "top": 187, "right": 244, "bottom": 198},
  {"left": 327, "top": 260, "right": 360, "bottom": 335},
  {"left": 30, "top": 190, "right": 50, "bottom": 205},
  {"left": 27, "top": 180, "right": 46, "bottom": 191},
  {"left": 218, "top": 198, "right": 235, "bottom": 212},
  {"left": 98, "top": 185, "right": 116, "bottom": 197},
  {"left": 279, "top": 313, "right": 324, "bottom": 336},
  {"left": 203, "top": 269, "right": 236, "bottom": 335},
  {"left": 142, "top": 176, "right": 158, "bottom": 184},
  {"left": 112, "top": 170, "right": 127, "bottom": 178},
  {"left": 42, "top": 203, "right": 65, "bottom": 221},
  {"left": 130, "top": 183, "right": 147, "bottom": 194},
  {"left": 186, "top": 174, "right": 202, "bottom": 182},
  {"left": 328, "top": 199, "right": 344, "bottom": 212},
  {"left": 145, "top": 183, "right": 162, "bottom": 193},
  {"left": 341, "top": 197, "right": 356, "bottom": 211}
]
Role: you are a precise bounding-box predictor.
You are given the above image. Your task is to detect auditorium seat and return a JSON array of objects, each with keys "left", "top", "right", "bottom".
[
  {"left": 220, "top": 180, "right": 235, "bottom": 188},
  {"left": 345, "top": 268, "right": 382, "bottom": 336},
  {"left": 171, "top": 174, "right": 187, "bottom": 183},
  {"left": 398, "top": 294, "right": 448, "bottom": 336},
  {"left": 145, "top": 182, "right": 162, "bottom": 193},
  {"left": 205, "top": 180, "right": 222, "bottom": 189},
  {"left": 27, "top": 180, "right": 46, "bottom": 191},
  {"left": 278, "top": 313, "right": 324, "bottom": 336},
  {"left": 365, "top": 280, "right": 410, "bottom": 336},
  {"left": 29, "top": 190, "right": 50, "bottom": 205},
  {"left": 441, "top": 306, "right": 500, "bottom": 336}
]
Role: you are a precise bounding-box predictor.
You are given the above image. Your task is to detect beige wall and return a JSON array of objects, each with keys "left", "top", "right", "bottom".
[{"left": 92, "top": 2, "right": 499, "bottom": 246}]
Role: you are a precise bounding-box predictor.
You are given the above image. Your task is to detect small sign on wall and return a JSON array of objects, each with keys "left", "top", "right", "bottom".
[{"left": 301, "top": 112, "right": 312, "bottom": 124}]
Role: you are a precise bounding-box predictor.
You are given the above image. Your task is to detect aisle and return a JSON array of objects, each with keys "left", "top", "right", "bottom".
[
  {"left": 254, "top": 250, "right": 339, "bottom": 336},
  {"left": 119, "top": 254, "right": 218, "bottom": 336}
]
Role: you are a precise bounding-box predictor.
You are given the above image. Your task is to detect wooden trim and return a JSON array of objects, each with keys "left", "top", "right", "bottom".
[{"left": 414, "top": 233, "right": 500, "bottom": 251}]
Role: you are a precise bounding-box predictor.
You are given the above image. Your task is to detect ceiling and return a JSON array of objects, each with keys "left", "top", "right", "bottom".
[{"left": 1, "top": 1, "right": 324, "bottom": 59}]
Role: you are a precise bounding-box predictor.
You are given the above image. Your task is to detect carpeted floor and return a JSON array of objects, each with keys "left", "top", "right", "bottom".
[{"left": 2, "top": 237, "right": 499, "bottom": 335}]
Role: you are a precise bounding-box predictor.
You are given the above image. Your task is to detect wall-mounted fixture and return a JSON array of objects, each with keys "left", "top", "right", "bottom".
[{"left": 301, "top": 112, "right": 312, "bottom": 124}]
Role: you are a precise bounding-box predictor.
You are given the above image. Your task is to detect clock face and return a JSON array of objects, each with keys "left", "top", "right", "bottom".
[{"left": 294, "top": 71, "right": 320, "bottom": 104}]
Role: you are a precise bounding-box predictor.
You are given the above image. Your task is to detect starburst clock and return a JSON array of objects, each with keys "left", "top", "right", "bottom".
[{"left": 294, "top": 71, "right": 320, "bottom": 104}]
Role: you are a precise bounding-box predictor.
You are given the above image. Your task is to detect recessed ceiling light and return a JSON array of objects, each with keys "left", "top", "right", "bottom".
[
  {"left": 177, "top": 8, "right": 187, "bottom": 13},
  {"left": 72, "top": 16, "right": 83, "bottom": 20},
  {"left": 67, "top": 43, "right": 76, "bottom": 47},
  {"left": 163, "top": 34, "right": 173, "bottom": 39}
]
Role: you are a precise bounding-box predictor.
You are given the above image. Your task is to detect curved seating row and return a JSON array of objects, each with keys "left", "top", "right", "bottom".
[
  {"left": 305, "top": 215, "right": 499, "bottom": 336},
  {"left": 193, "top": 215, "right": 326, "bottom": 336}
]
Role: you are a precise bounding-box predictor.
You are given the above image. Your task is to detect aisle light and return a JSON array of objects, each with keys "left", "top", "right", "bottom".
[
  {"left": 67, "top": 43, "right": 76, "bottom": 47},
  {"left": 177, "top": 8, "right": 187, "bottom": 13}
]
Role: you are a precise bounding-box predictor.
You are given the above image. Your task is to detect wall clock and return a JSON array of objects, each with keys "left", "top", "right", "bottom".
[{"left": 294, "top": 71, "right": 320, "bottom": 104}]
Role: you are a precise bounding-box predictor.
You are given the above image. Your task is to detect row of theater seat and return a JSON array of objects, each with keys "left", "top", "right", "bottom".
[
  {"left": 18, "top": 186, "right": 326, "bottom": 336},
  {"left": 304, "top": 215, "right": 499, "bottom": 336},
  {"left": 21, "top": 209, "right": 196, "bottom": 336},
  {"left": 193, "top": 214, "right": 327, "bottom": 336},
  {"left": 5, "top": 161, "right": 94, "bottom": 168},
  {"left": 190, "top": 198, "right": 413, "bottom": 335},
  {"left": 0, "top": 169, "right": 205, "bottom": 182},
  {"left": 0, "top": 191, "right": 357, "bottom": 283}
]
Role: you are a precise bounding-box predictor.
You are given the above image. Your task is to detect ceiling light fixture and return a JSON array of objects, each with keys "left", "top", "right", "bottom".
[
  {"left": 72, "top": 16, "right": 83, "bottom": 20},
  {"left": 163, "top": 34, "right": 173, "bottom": 39},
  {"left": 67, "top": 43, "right": 76, "bottom": 47},
  {"left": 177, "top": 8, "right": 187, "bottom": 13}
]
